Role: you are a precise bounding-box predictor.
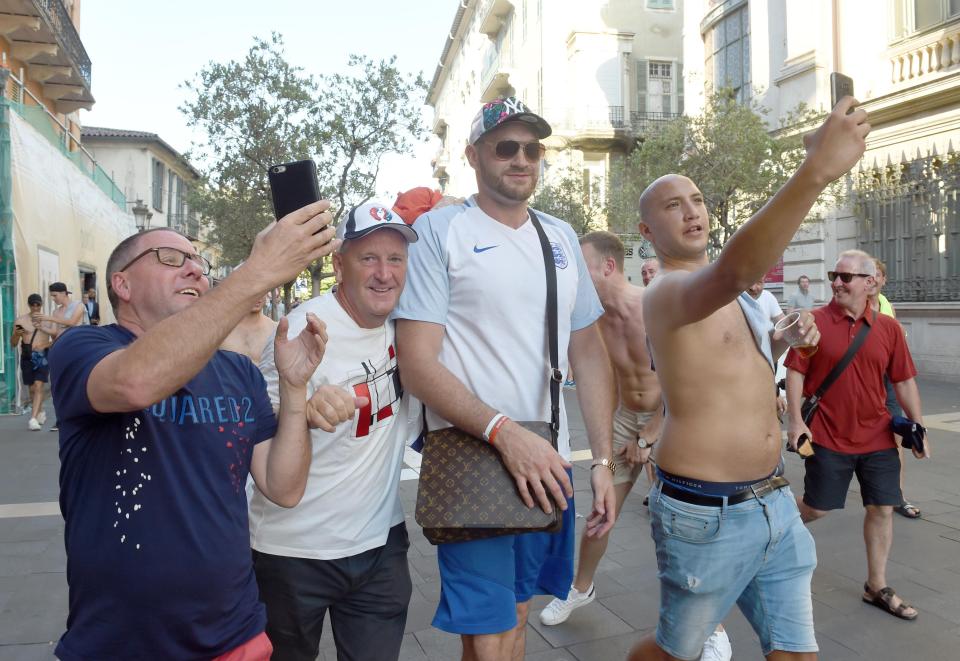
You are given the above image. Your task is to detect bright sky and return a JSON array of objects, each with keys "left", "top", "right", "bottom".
[{"left": 79, "top": 0, "right": 456, "bottom": 201}]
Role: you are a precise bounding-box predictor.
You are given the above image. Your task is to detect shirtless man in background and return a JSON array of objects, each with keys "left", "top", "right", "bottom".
[
  {"left": 222, "top": 295, "right": 278, "bottom": 364},
  {"left": 628, "top": 97, "right": 869, "bottom": 661},
  {"left": 540, "top": 231, "right": 663, "bottom": 618}
]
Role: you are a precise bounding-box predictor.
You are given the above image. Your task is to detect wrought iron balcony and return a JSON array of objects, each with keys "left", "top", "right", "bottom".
[
  {"left": 630, "top": 110, "right": 682, "bottom": 134},
  {"left": 0, "top": 0, "right": 95, "bottom": 111},
  {"left": 32, "top": 0, "right": 91, "bottom": 88}
]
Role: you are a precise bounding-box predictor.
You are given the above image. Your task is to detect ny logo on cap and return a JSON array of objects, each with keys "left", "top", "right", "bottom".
[{"left": 502, "top": 97, "right": 526, "bottom": 114}]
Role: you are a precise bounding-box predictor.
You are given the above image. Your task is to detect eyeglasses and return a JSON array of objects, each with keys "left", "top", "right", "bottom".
[
  {"left": 827, "top": 271, "right": 871, "bottom": 284},
  {"left": 486, "top": 139, "right": 546, "bottom": 162},
  {"left": 119, "top": 247, "right": 212, "bottom": 275}
]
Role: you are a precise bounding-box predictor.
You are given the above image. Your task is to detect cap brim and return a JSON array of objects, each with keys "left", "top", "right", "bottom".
[{"left": 342, "top": 224, "right": 419, "bottom": 243}]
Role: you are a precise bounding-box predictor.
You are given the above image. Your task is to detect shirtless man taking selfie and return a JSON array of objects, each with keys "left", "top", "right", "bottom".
[{"left": 628, "top": 97, "right": 869, "bottom": 661}]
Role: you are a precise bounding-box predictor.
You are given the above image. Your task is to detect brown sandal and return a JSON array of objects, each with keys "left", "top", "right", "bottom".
[{"left": 862, "top": 583, "right": 918, "bottom": 620}]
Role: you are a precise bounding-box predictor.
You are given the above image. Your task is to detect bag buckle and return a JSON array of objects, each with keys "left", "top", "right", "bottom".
[{"left": 550, "top": 368, "right": 563, "bottom": 383}]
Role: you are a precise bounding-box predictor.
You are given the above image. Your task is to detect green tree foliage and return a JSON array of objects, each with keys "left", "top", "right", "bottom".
[
  {"left": 606, "top": 92, "right": 826, "bottom": 251},
  {"left": 181, "top": 34, "right": 426, "bottom": 295},
  {"left": 181, "top": 33, "right": 315, "bottom": 266},
  {"left": 531, "top": 160, "right": 605, "bottom": 235}
]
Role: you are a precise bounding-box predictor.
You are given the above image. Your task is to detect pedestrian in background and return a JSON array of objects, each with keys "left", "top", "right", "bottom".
[
  {"left": 11, "top": 293, "right": 52, "bottom": 430},
  {"left": 786, "top": 275, "right": 817, "bottom": 311},
  {"left": 868, "top": 258, "right": 920, "bottom": 519}
]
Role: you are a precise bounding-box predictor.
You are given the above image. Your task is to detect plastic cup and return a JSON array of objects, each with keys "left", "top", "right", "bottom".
[{"left": 775, "top": 311, "right": 818, "bottom": 358}]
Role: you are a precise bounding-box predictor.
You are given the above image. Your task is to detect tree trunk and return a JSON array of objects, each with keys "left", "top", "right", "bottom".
[{"left": 282, "top": 282, "right": 292, "bottom": 313}]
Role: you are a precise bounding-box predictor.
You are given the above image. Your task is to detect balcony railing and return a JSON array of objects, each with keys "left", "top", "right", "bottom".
[
  {"left": 170, "top": 213, "right": 201, "bottom": 240},
  {"left": 1, "top": 70, "right": 124, "bottom": 210},
  {"left": 630, "top": 110, "right": 682, "bottom": 134},
  {"left": 32, "top": 0, "right": 92, "bottom": 88},
  {"left": 553, "top": 106, "right": 681, "bottom": 134},
  {"left": 889, "top": 21, "right": 960, "bottom": 84}
]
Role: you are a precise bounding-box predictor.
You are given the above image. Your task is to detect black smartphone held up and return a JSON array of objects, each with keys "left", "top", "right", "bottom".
[
  {"left": 267, "top": 160, "right": 321, "bottom": 221},
  {"left": 830, "top": 72, "right": 855, "bottom": 111}
]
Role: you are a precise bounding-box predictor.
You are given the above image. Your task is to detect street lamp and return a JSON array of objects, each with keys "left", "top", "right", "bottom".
[{"left": 131, "top": 199, "right": 153, "bottom": 232}]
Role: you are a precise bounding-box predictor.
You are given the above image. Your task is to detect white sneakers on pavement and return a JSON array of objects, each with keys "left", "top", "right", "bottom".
[
  {"left": 539, "top": 584, "right": 596, "bottom": 625},
  {"left": 701, "top": 627, "right": 733, "bottom": 661},
  {"left": 28, "top": 417, "right": 41, "bottom": 431},
  {"left": 37, "top": 411, "right": 47, "bottom": 425},
  {"left": 541, "top": 583, "right": 732, "bottom": 661}
]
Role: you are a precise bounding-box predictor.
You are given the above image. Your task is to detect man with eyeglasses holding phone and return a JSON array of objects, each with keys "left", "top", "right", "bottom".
[
  {"left": 785, "top": 249, "right": 927, "bottom": 622},
  {"left": 47, "top": 207, "right": 346, "bottom": 661},
  {"left": 395, "top": 97, "right": 616, "bottom": 660}
]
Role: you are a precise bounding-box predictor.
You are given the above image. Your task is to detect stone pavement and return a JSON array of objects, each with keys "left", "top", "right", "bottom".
[{"left": 1, "top": 377, "right": 958, "bottom": 660}]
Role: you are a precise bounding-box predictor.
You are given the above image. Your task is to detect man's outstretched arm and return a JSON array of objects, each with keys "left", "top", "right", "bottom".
[{"left": 647, "top": 98, "right": 870, "bottom": 329}]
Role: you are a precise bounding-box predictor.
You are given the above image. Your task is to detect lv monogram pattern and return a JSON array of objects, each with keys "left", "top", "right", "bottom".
[{"left": 415, "top": 421, "right": 562, "bottom": 545}]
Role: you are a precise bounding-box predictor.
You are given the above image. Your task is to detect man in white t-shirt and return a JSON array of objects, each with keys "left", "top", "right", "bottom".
[
  {"left": 394, "top": 97, "right": 616, "bottom": 661},
  {"left": 748, "top": 278, "right": 786, "bottom": 324},
  {"left": 250, "top": 202, "right": 418, "bottom": 661}
]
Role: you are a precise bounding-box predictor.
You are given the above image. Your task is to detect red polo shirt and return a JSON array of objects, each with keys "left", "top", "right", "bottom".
[{"left": 785, "top": 299, "right": 917, "bottom": 455}]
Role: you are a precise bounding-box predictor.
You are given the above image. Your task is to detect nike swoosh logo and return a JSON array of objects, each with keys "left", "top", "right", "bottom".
[{"left": 473, "top": 244, "right": 499, "bottom": 253}]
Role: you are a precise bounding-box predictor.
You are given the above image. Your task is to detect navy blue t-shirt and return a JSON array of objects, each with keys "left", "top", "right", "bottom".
[{"left": 49, "top": 324, "right": 278, "bottom": 660}]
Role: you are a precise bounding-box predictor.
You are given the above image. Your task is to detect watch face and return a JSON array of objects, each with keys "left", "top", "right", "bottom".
[{"left": 637, "top": 438, "right": 648, "bottom": 449}]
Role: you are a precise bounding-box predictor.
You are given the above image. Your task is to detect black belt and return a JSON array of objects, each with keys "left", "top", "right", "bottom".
[{"left": 657, "top": 475, "right": 790, "bottom": 507}]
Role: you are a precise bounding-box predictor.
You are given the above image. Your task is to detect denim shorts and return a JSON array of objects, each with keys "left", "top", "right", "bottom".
[{"left": 649, "top": 483, "right": 818, "bottom": 659}]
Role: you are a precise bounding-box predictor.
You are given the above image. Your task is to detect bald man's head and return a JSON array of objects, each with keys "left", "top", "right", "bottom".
[{"left": 638, "top": 174, "right": 697, "bottom": 225}]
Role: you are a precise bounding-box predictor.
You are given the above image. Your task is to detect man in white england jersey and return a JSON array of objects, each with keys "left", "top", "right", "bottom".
[{"left": 395, "top": 97, "right": 616, "bottom": 661}]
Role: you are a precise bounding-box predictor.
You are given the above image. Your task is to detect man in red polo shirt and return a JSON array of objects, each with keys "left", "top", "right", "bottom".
[{"left": 786, "top": 249, "right": 928, "bottom": 622}]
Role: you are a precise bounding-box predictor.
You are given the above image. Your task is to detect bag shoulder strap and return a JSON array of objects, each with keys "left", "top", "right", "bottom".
[
  {"left": 528, "top": 209, "right": 561, "bottom": 448},
  {"left": 812, "top": 310, "right": 874, "bottom": 403}
]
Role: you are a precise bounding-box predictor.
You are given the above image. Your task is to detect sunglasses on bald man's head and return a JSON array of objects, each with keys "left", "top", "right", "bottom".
[
  {"left": 486, "top": 139, "right": 546, "bottom": 162},
  {"left": 827, "top": 271, "right": 871, "bottom": 284}
]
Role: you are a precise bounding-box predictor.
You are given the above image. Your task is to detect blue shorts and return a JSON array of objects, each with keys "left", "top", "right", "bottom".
[
  {"left": 433, "top": 488, "right": 576, "bottom": 635},
  {"left": 649, "top": 483, "right": 818, "bottom": 659}
]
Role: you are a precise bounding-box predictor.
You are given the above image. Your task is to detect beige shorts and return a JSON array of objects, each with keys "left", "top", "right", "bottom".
[{"left": 612, "top": 405, "right": 655, "bottom": 486}]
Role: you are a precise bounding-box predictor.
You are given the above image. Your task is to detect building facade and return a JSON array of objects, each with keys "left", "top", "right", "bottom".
[
  {"left": 427, "top": 0, "right": 685, "bottom": 229},
  {"left": 0, "top": 0, "right": 141, "bottom": 413},
  {"left": 80, "top": 127, "right": 221, "bottom": 279},
  {"left": 682, "top": 0, "right": 960, "bottom": 379}
]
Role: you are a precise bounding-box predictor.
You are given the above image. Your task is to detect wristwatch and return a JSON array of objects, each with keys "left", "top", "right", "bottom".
[
  {"left": 591, "top": 457, "right": 616, "bottom": 475},
  {"left": 637, "top": 437, "right": 653, "bottom": 449}
]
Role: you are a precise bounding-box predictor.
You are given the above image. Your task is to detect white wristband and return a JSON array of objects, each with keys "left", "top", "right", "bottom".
[{"left": 483, "top": 413, "right": 505, "bottom": 442}]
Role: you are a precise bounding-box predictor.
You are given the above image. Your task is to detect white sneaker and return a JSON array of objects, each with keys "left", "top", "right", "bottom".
[
  {"left": 701, "top": 628, "right": 732, "bottom": 661},
  {"left": 539, "top": 584, "right": 595, "bottom": 625},
  {"left": 28, "top": 417, "right": 41, "bottom": 431},
  {"left": 37, "top": 411, "right": 47, "bottom": 425}
]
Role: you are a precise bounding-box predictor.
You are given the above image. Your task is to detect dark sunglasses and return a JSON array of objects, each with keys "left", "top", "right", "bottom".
[
  {"left": 487, "top": 140, "right": 546, "bottom": 162},
  {"left": 119, "top": 246, "right": 212, "bottom": 275},
  {"left": 827, "top": 271, "right": 871, "bottom": 284}
]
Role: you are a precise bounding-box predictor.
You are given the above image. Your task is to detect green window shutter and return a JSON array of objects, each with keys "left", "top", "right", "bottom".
[{"left": 636, "top": 58, "right": 647, "bottom": 113}]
